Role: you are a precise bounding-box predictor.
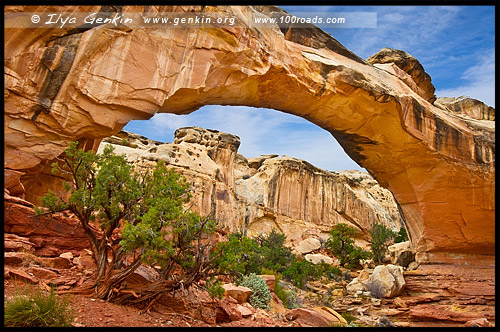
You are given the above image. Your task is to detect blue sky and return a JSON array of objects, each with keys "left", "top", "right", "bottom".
[{"left": 124, "top": 5, "right": 495, "bottom": 172}]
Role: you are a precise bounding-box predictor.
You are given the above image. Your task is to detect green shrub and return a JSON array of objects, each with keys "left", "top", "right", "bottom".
[
  {"left": 212, "top": 233, "right": 262, "bottom": 276},
  {"left": 345, "top": 247, "right": 372, "bottom": 269},
  {"left": 213, "top": 229, "right": 296, "bottom": 277},
  {"left": 206, "top": 277, "right": 225, "bottom": 299},
  {"left": 239, "top": 273, "right": 272, "bottom": 310},
  {"left": 4, "top": 287, "right": 75, "bottom": 327},
  {"left": 394, "top": 227, "right": 409, "bottom": 243},
  {"left": 282, "top": 259, "right": 322, "bottom": 289},
  {"left": 284, "top": 289, "right": 301, "bottom": 309},
  {"left": 318, "top": 263, "right": 342, "bottom": 280},
  {"left": 341, "top": 311, "right": 356, "bottom": 324},
  {"left": 370, "top": 223, "right": 395, "bottom": 264},
  {"left": 255, "top": 229, "right": 296, "bottom": 273},
  {"left": 326, "top": 223, "right": 371, "bottom": 269}
]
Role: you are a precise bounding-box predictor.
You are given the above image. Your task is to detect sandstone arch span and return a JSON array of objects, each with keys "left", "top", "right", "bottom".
[{"left": 4, "top": 6, "right": 495, "bottom": 264}]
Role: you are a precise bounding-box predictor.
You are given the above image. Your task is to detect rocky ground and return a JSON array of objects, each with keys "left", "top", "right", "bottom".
[{"left": 4, "top": 191, "right": 495, "bottom": 328}]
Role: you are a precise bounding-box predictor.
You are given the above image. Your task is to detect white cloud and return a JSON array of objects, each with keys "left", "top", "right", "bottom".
[{"left": 436, "top": 49, "right": 495, "bottom": 107}]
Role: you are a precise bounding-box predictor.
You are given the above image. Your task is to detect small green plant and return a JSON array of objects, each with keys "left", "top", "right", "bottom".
[
  {"left": 394, "top": 227, "right": 409, "bottom": 243},
  {"left": 239, "top": 273, "right": 272, "bottom": 310},
  {"left": 212, "top": 233, "right": 262, "bottom": 276},
  {"left": 326, "top": 223, "right": 371, "bottom": 269},
  {"left": 341, "top": 311, "right": 356, "bottom": 324},
  {"left": 255, "top": 229, "right": 296, "bottom": 273},
  {"left": 282, "top": 259, "right": 322, "bottom": 289},
  {"left": 4, "top": 287, "right": 75, "bottom": 327},
  {"left": 206, "top": 277, "right": 225, "bottom": 299},
  {"left": 284, "top": 288, "right": 301, "bottom": 309},
  {"left": 370, "top": 223, "right": 395, "bottom": 264}
]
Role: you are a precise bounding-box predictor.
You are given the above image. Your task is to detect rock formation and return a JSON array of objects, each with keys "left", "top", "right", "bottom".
[
  {"left": 96, "top": 127, "right": 404, "bottom": 246},
  {"left": 4, "top": 5, "right": 495, "bottom": 264},
  {"left": 435, "top": 96, "right": 495, "bottom": 121}
]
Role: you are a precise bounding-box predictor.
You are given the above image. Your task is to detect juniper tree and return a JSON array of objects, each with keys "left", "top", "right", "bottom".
[{"left": 36, "top": 142, "right": 220, "bottom": 304}]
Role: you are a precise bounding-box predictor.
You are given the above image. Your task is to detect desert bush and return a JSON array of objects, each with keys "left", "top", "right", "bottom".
[
  {"left": 36, "top": 142, "right": 219, "bottom": 303},
  {"left": 212, "top": 233, "right": 262, "bottom": 276},
  {"left": 213, "top": 229, "right": 296, "bottom": 277},
  {"left": 282, "top": 259, "right": 322, "bottom": 289},
  {"left": 326, "top": 223, "right": 372, "bottom": 269},
  {"left": 255, "top": 229, "right": 295, "bottom": 273},
  {"left": 341, "top": 311, "right": 356, "bottom": 324},
  {"left": 365, "top": 280, "right": 385, "bottom": 299},
  {"left": 345, "top": 247, "right": 372, "bottom": 269},
  {"left": 394, "top": 227, "right": 409, "bottom": 243},
  {"left": 370, "top": 223, "right": 395, "bottom": 264},
  {"left": 4, "top": 287, "right": 75, "bottom": 327},
  {"left": 239, "top": 273, "right": 272, "bottom": 309},
  {"left": 342, "top": 270, "right": 352, "bottom": 282}
]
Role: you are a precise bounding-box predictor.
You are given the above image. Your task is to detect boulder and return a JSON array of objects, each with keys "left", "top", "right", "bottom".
[
  {"left": 222, "top": 283, "right": 253, "bottom": 304},
  {"left": 304, "top": 253, "right": 333, "bottom": 265},
  {"left": 286, "top": 307, "right": 347, "bottom": 327},
  {"left": 464, "top": 318, "right": 492, "bottom": 327},
  {"left": 4, "top": 252, "right": 26, "bottom": 266},
  {"left": 236, "top": 303, "right": 255, "bottom": 318},
  {"left": 59, "top": 252, "right": 74, "bottom": 260},
  {"left": 26, "top": 266, "right": 59, "bottom": 281},
  {"left": 4, "top": 200, "right": 90, "bottom": 256},
  {"left": 295, "top": 238, "right": 321, "bottom": 254},
  {"left": 346, "top": 277, "right": 367, "bottom": 294},
  {"left": 44, "top": 257, "right": 73, "bottom": 270},
  {"left": 388, "top": 241, "right": 415, "bottom": 267},
  {"left": 216, "top": 297, "right": 242, "bottom": 322},
  {"left": 5, "top": 267, "right": 39, "bottom": 284},
  {"left": 258, "top": 274, "right": 276, "bottom": 292},
  {"left": 4, "top": 233, "right": 35, "bottom": 253},
  {"left": 368, "top": 264, "right": 405, "bottom": 298}
]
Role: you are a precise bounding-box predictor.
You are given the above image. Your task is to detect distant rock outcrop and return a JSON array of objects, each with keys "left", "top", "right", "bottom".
[
  {"left": 435, "top": 96, "right": 495, "bottom": 120},
  {"left": 96, "top": 127, "right": 405, "bottom": 246}
]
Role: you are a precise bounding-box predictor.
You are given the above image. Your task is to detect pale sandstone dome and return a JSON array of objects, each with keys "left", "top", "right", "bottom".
[
  {"left": 97, "top": 127, "right": 405, "bottom": 247},
  {"left": 4, "top": 5, "right": 495, "bottom": 264}
]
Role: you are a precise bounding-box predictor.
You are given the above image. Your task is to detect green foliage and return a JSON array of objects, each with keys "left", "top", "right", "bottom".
[
  {"left": 282, "top": 259, "right": 322, "bottom": 289},
  {"left": 239, "top": 273, "right": 272, "bottom": 310},
  {"left": 370, "top": 223, "right": 395, "bottom": 264},
  {"left": 4, "top": 287, "right": 75, "bottom": 327},
  {"left": 206, "top": 277, "right": 225, "bottom": 299},
  {"left": 326, "top": 223, "right": 371, "bottom": 269},
  {"left": 394, "top": 227, "right": 409, "bottom": 243},
  {"left": 213, "top": 229, "right": 296, "bottom": 277},
  {"left": 37, "top": 142, "right": 217, "bottom": 301},
  {"left": 341, "top": 311, "right": 356, "bottom": 324},
  {"left": 255, "top": 229, "right": 295, "bottom": 273},
  {"left": 318, "top": 263, "right": 342, "bottom": 280},
  {"left": 345, "top": 247, "right": 372, "bottom": 269},
  {"left": 212, "top": 233, "right": 262, "bottom": 276}
]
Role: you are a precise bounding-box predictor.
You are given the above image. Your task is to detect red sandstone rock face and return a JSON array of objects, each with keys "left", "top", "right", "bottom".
[
  {"left": 4, "top": 192, "right": 90, "bottom": 257},
  {"left": 4, "top": 5, "right": 495, "bottom": 264}
]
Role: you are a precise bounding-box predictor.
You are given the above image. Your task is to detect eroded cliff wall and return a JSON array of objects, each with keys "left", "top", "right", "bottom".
[{"left": 97, "top": 128, "right": 405, "bottom": 247}]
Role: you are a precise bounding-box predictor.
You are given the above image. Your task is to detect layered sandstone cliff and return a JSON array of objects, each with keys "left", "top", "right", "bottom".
[
  {"left": 4, "top": 5, "right": 495, "bottom": 264},
  {"left": 97, "top": 127, "right": 404, "bottom": 247}
]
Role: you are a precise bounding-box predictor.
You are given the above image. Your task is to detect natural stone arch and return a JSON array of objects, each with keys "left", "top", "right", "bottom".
[{"left": 4, "top": 6, "right": 495, "bottom": 264}]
